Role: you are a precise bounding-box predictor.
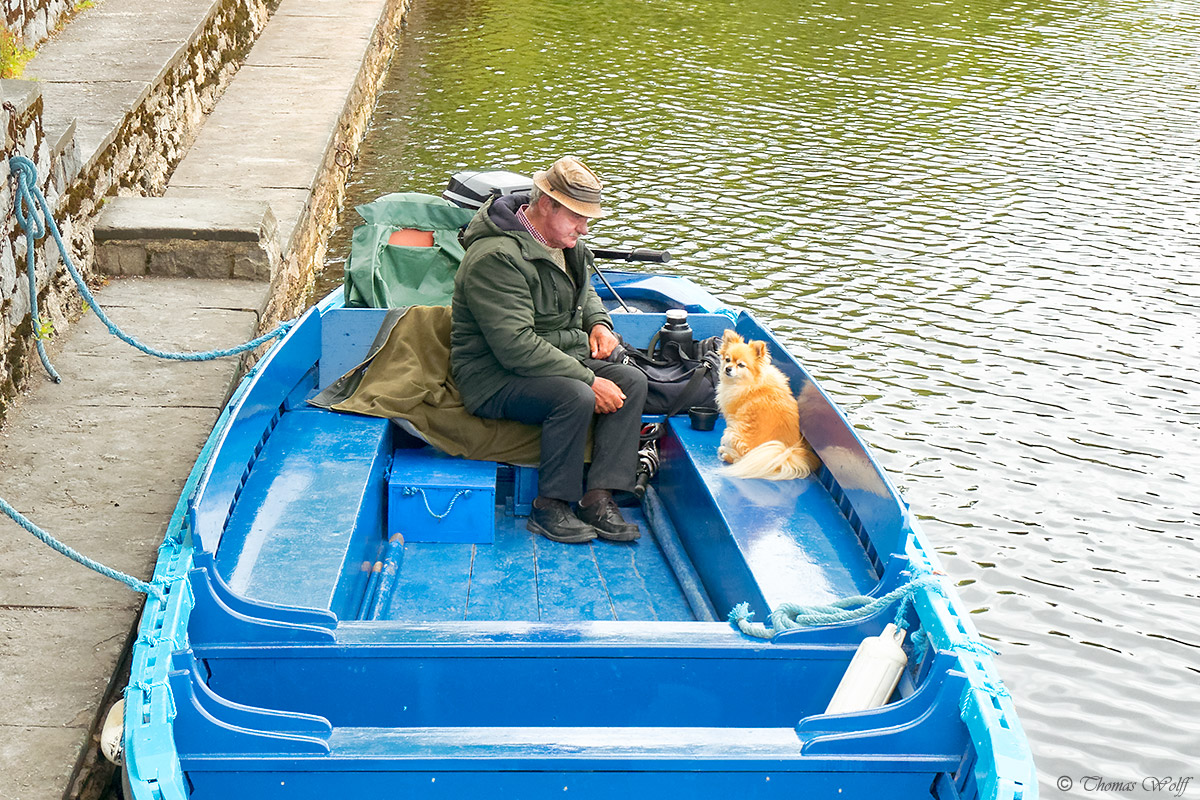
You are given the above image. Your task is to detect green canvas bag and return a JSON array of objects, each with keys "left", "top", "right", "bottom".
[{"left": 343, "top": 193, "right": 477, "bottom": 308}]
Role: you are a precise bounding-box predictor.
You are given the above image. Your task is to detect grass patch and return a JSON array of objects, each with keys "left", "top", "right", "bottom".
[{"left": 1, "top": 27, "right": 35, "bottom": 79}]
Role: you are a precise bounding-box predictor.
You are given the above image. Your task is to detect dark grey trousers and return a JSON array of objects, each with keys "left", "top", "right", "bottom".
[{"left": 473, "top": 359, "right": 648, "bottom": 502}]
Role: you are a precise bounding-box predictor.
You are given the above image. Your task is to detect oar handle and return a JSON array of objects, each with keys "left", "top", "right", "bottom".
[{"left": 591, "top": 247, "right": 672, "bottom": 263}]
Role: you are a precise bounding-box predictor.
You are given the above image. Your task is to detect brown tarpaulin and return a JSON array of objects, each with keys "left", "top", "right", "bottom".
[{"left": 308, "top": 305, "right": 545, "bottom": 465}]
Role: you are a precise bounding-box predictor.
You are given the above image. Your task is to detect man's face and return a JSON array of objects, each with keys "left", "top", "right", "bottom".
[{"left": 539, "top": 199, "right": 591, "bottom": 249}]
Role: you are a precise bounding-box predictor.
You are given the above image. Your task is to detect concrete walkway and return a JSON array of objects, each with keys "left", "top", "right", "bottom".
[
  {"left": 0, "top": 0, "right": 402, "bottom": 796},
  {"left": 25, "top": 0, "right": 243, "bottom": 169},
  {"left": 166, "top": 0, "right": 397, "bottom": 253},
  {"left": 0, "top": 280, "right": 268, "bottom": 798}
]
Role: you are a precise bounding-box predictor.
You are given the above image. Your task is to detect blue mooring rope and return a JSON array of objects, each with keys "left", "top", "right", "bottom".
[
  {"left": 2, "top": 156, "right": 296, "bottom": 597},
  {"left": 728, "top": 574, "right": 943, "bottom": 638},
  {"left": 728, "top": 570, "right": 1000, "bottom": 656},
  {"left": 0, "top": 497, "right": 165, "bottom": 600},
  {"left": 8, "top": 156, "right": 295, "bottom": 381}
]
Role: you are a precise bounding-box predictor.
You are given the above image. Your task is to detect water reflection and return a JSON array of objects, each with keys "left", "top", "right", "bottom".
[{"left": 321, "top": 0, "right": 1200, "bottom": 789}]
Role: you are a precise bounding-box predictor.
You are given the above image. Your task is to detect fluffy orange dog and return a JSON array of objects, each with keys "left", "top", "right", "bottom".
[{"left": 716, "top": 330, "right": 820, "bottom": 480}]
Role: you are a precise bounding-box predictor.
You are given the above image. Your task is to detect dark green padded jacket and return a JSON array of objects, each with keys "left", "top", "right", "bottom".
[{"left": 450, "top": 194, "right": 612, "bottom": 414}]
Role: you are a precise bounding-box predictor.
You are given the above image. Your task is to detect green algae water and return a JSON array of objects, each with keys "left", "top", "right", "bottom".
[{"left": 321, "top": 0, "right": 1200, "bottom": 793}]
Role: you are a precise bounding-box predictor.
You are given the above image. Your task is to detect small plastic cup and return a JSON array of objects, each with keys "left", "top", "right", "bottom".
[{"left": 688, "top": 406, "right": 718, "bottom": 431}]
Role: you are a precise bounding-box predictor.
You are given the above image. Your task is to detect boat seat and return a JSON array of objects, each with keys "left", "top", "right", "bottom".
[
  {"left": 212, "top": 408, "right": 392, "bottom": 618},
  {"left": 659, "top": 419, "right": 879, "bottom": 619}
]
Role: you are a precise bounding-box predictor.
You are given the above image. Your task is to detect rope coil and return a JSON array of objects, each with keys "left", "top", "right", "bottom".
[
  {"left": 727, "top": 569, "right": 1000, "bottom": 658},
  {"left": 727, "top": 574, "right": 944, "bottom": 638}
]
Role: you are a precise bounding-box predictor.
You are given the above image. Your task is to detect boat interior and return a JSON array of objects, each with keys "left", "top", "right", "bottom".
[
  {"left": 127, "top": 274, "right": 1009, "bottom": 797},
  {"left": 196, "top": 297, "right": 890, "bottom": 626}
]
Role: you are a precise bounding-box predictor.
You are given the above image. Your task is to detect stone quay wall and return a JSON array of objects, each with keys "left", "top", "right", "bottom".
[
  {"left": 0, "top": 0, "right": 275, "bottom": 419},
  {"left": 258, "top": 0, "right": 411, "bottom": 332},
  {"left": 0, "top": 85, "right": 48, "bottom": 405},
  {"left": 5, "top": 0, "right": 74, "bottom": 51}
]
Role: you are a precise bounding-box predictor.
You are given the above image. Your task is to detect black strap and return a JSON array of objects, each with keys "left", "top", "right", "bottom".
[
  {"left": 627, "top": 338, "right": 688, "bottom": 369},
  {"left": 664, "top": 361, "right": 713, "bottom": 417}
]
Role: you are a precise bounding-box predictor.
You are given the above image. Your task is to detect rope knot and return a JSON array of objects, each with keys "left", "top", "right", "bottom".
[
  {"left": 9, "top": 155, "right": 47, "bottom": 240},
  {"left": 125, "top": 677, "right": 168, "bottom": 697}
]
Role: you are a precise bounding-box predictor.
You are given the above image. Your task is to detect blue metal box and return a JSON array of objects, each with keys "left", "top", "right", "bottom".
[{"left": 388, "top": 448, "right": 496, "bottom": 543}]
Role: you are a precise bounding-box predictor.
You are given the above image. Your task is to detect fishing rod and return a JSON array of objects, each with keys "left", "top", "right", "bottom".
[{"left": 590, "top": 248, "right": 672, "bottom": 312}]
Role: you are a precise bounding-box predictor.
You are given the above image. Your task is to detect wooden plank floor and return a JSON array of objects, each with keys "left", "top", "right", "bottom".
[{"left": 385, "top": 505, "right": 695, "bottom": 622}]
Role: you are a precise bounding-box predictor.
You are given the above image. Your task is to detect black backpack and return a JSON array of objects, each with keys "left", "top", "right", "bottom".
[{"left": 608, "top": 335, "right": 721, "bottom": 416}]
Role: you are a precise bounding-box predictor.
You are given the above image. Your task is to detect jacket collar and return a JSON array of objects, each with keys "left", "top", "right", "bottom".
[{"left": 480, "top": 194, "right": 588, "bottom": 276}]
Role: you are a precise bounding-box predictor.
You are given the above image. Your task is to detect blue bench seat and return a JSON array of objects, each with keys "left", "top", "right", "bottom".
[
  {"left": 213, "top": 408, "right": 391, "bottom": 617},
  {"left": 657, "top": 418, "right": 878, "bottom": 619}
]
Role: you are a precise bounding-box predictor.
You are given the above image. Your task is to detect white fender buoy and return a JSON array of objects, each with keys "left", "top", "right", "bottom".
[
  {"left": 825, "top": 623, "right": 908, "bottom": 714},
  {"left": 100, "top": 698, "right": 125, "bottom": 765}
]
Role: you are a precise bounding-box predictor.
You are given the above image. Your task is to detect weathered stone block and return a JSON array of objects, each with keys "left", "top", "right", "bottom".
[
  {"left": 147, "top": 241, "right": 229, "bottom": 279},
  {"left": 93, "top": 243, "right": 149, "bottom": 277},
  {"left": 5, "top": 281, "right": 30, "bottom": 328},
  {"left": 1, "top": 241, "right": 16, "bottom": 298},
  {"left": 93, "top": 196, "right": 280, "bottom": 281},
  {"left": 232, "top": 248, "right": 273, "bottom": 281}
]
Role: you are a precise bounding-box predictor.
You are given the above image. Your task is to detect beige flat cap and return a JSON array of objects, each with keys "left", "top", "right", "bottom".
[{"left": 532, "top": 156, "right": 607, "bottom": 218}]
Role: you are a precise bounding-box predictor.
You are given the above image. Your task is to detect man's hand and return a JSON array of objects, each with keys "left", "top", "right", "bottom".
[
  {"left": 592, "top": 376, "right": 626, "bottom": 414},
  {"left": 589, "top": 324, "right": 619, "bottom": 359}
]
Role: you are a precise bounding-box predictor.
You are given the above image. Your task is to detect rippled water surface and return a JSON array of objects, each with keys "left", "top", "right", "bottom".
[{"left": 320, "top": 0, "right": 1200, "bottom": 793}]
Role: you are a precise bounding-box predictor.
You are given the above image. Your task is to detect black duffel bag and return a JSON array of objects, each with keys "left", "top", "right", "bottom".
[{"left": 607, "top": 335, "right": 722, "bottom": 416}]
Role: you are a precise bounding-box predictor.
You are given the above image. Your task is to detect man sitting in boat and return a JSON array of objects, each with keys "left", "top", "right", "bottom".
[{"left": 450, "top": 156, "right": 648, "bottom": 545}]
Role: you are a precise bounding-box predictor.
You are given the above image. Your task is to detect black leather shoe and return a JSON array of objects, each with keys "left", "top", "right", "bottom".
[
  {"left": 577, "top": 495, "right": 641, "bottom": 542},
  {"left": 527, "top": 499, "right": 598, "bottom": 544}
]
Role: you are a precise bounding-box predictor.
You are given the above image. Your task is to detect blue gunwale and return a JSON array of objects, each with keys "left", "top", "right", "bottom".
[{"left": 123, "top": 273, "right": 1036, "bottom": 800}]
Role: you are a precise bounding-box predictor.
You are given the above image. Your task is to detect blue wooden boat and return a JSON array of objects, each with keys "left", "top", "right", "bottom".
[{"left": 119, "top": 188, "right": 1036, "bottom": 799}]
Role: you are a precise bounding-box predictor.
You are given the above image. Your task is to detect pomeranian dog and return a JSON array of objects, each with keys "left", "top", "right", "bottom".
[{"left": 715, "top": 330, "right": 820, "bottom": 480}]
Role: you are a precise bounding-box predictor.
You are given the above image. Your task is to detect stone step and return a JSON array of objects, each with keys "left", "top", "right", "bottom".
[
  {"left": 93, "top": 195, "right": 279, "bottom": 280},
  {"left": 164, "top": 0, "right": 405, "bottom": 261}
]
